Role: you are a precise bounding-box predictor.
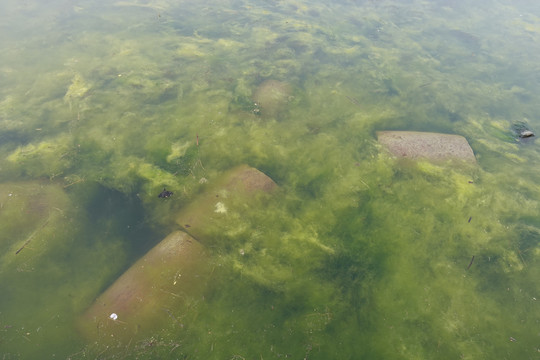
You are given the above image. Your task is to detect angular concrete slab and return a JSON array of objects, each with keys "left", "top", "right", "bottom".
[
  {"left": 176, "top": 164, "right": 277, "bottom": 241},
  {"left": 77, "top": 231, "right": 210, "bottom": 343},
  {"left": 78, "top": 165, "right": 278, "bottom": 344},
  {"left": 377, "top": 131, "right": 476, "bottom": 162}
]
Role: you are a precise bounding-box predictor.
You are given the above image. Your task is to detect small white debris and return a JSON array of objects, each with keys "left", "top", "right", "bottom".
[
  {"left": 214, "top": 201, "right": 227, "bottom": 214},
  {"left": 109, "top": 313, "right": 118, "bottom": 320}
]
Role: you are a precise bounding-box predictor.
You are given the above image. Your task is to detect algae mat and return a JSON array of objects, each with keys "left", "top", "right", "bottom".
[{"left": 1, "top": 0, "right": 540, "bottom": 359}]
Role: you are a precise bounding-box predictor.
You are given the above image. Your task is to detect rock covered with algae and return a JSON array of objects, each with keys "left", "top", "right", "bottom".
[
  {"left": 377, "top": 131, "right": 476, "bottom": 163},
  {"left": 252, "top": 79, "right": 293, "bottom": 119},
  {"left": 512, "top": 121, "right": 535, "bottom": 141},
  {"left": 0, "top": 181, "right": 72, "bottom": 272},
  {"left": 78, "top": 165, "right": 277, "bottom": 343},
  {"left": 64, "top": 73, "right": 90, "bottom": 103},
  {"left": 77, "top": 231, "right": 210, "bottom": 344},
  {"left": 176, "top": 164, "right": 277, "bottom": 240}
]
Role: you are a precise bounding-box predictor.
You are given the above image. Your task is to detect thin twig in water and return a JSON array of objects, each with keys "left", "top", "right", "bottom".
[
  {"left": 517, "top": 250, "right": 527, "bottom": 267},
  {"left": 466, "top": 255, "right": 475, "bottom": 270},
  {"left": 159, "top": 289, "right": 184, "bottom": 299},
  {"left": 63, "top": 177, "right": 85, "bottom": 188},
  {"left": 359, "top": 177, "right": 370, "bottom": 190},
  {"left": 170, "top": 344, "right": 181, "bottom": 354},
  {"left": 163, "top": 308, "right": 183, "bottom": 326},
  {"left": 189, "top": 133, "right": 206, "bottom": 178},
  {"left": 15, "top": 219, "right": 50, "bottom": 254},
  {"left": 345, "top": 95, "right": 361, "bottom": 108}
]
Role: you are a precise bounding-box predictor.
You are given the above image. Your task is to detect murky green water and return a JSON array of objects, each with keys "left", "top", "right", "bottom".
[{"left": 1, "top": 0, "right": 540, "bottom": 358}]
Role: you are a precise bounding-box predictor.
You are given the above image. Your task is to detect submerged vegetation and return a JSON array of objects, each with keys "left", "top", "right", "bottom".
[{"left": 1, "top": 0, "right": 540, "bottom": 359}]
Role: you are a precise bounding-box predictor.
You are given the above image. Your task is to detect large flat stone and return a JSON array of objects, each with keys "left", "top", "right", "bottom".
[{"left": 377, "top": 131, "right": 476, "bottom": 162}]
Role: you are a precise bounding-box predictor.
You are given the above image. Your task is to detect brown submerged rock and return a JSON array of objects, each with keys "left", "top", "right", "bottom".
[
  {"left": 77, "top": 165, "right": 277, "bottom": 345},
  {"left": 77, "top": 231, "right": 209, "bottom": 344},
  {"left": 252, "top": 80, "right": 292, "bottom": 119},
  {"left": 0, "top": 182, "right": 72, "bottom": 268},
  {"left": 377, "top": 131, "right": 476, "bottom": 162},
  {"left": 176, "top": 164, "right": 277, "bottom": 241}
]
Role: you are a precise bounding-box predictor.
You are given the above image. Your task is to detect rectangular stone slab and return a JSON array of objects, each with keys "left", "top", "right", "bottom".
[{"left": 377, "top": 131, "right": 476, "bottom": 162}]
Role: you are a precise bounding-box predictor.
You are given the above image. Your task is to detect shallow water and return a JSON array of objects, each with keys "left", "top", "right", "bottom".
[{"left": 1, "top": 0, "right": 540, "bottom": 359}]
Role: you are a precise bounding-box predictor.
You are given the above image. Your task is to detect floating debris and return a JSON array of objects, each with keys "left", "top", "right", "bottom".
[
  {"left": 158, "top": 188, "right": 173, "bottom": 198},
  {"left": 519, "top": 130, "right": 534, "bottom": 138},
  {"left": 467, "top": 255, "right": 475, "bottom": 270},
  {"left": 214, "top": 201, "right": 227, "bottom": 213},
  {"left": 512, "top": 121, "right": 535, "bottom": 141}
]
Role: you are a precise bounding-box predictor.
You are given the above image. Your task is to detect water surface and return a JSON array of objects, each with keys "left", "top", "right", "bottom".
[{"left": 1, "top": 0, "right": 540, "bottom": 359}]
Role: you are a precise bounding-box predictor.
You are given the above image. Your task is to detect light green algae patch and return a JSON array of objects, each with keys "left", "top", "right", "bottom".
[{"left": 64, "top": 73, "right": 91, "bottom": 103}]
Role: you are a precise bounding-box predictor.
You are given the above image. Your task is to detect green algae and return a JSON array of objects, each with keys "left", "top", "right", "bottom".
[{"left": 1, "top": 0, "right": 540, "bottom": 359}]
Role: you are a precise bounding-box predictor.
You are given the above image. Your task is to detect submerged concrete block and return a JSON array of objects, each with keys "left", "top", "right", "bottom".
[
  {"left": 176, "top": 164, "right": 277, "bottom": 241},
  {"left": 377, "top": 131, "right": 476, "bottom": 162},
  {"left": 78, "top": 231, "right": 209, "bottom": 342},
  {"left": 0, "top": 182, "right": 72, "bottom": 270},
  {"left": 252, "top": 80, "right": 292, "bottom": 119},
  {"left": 78, "top": 165, "right": 277, "bottom": 343}
]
